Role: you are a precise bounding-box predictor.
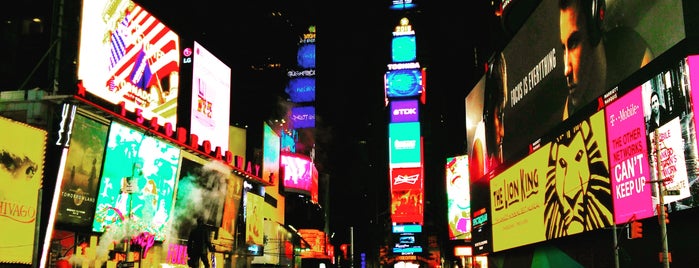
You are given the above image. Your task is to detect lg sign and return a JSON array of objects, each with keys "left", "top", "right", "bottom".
[{"left": 390, "top": 99, "right": 419, "bottom": 122}]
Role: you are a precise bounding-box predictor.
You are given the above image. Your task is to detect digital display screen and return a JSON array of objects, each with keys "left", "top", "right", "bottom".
[
  {"left": 286, "top": 77, "right": 316, "bottom": 103},
  {"left": 190, "top": 41, "right": 231, "bottom": 152},
  {"left": 92, "top": 121, "right": 181, "bottom": 241},
  {"left": 297, "top": 43, "right": 316, "bottom": 69},
  {"left": 392, "top": 35, "right": 417, "bottom": 63},
  {"left": 385, "top": 68, "right": 423, "bottom": 98},
  {"left": 77, "top": 0, "right": 180, "bottom": 127},
  {"left": 291, "top": 106, "right": 315, "bottom": 129}
]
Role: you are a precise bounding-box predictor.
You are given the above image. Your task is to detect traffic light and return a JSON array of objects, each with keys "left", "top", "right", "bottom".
[
  {"left": 658, "top": 204, "right": 669, "bottom": 224},
  {"left": 340, "top": 244, "right": 349, "bottom": 260},
  {"left": 630, "top": 221, "right": 643, "bottom": 239}
]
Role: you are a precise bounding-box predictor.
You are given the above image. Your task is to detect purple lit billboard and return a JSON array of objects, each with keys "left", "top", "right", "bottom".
[
  {"left": 291, "top": 106, "right": 315, "bottom": 129},
  {"left": 390, "top": 99, "right": 419, "bottom": 123},
  {"left": 286, "top": 77, "right": 316, "bottom": 103}
]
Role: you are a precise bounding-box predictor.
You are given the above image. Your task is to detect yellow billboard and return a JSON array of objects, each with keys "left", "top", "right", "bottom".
[
  {"left": 0, "top": 116, "right": 47, "bottom": 264},
  {"left": 491, "top": 111, "right": 613, "bottom": 252}
]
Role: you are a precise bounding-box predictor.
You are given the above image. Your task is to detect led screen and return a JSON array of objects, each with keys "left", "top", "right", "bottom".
[
  {"left": 490, "top": 111, "right": 613, "bottom": 252},
  {"left": 392, "top": 224, "right": 422, "bottom": 233},
  {"left": 77, "top": 0, "right": 180, "bottom": 127},
  {"left": 286, "top": 77, "right": 316, "bottom": 103},
  {"left": 57, "top": 113, "right": 109, "bottom": 227},
  {"left": 483, "top": 0, "right": 685, "bottom": 165},
  {"left": 446, "top": 155, "right": 471, "bottom": 240},
  {"left": 390, "top": 167, "right": 424, "bottom": 225},
  {"left": 92, "top": 121, "right": 181, "bottom": 241},
  {"left": 392, "top": 35, "right": 417, "bottom": 63},
  {"left": 605, "top": 86, "right": 654, "bottom": 224},
  {"left": 390, "top": 99, "right": 419, "bottom": 123},
  {"left": 281, "top": 128, "right": 297, "bottom": 153},
  {"left": 0, "top": 117, "right": 47, "bottom": 264},
  {"left": 388, "top": 122, "right": 421, "bottom": 167},
  {"left": 190, "top": 41, "right": 231, "bottom": 153},
  {"left": 263, "top": 122, "right": 281, "bottom": 186},
  {"left": 291, "top": 106, "right": 315, "bottom": 129},
  {"left": 389, "top": 0, "right": 416, "bottom": 10},
  {"left": 642, "top": 58, "right": 696, "bottom": 207},
  {"left": 385, "top": 68, "right": 423, "bottom": 98},
  {"left": 281, "top": 152, "right": 314, "bottom": 196},
  {"left": 297, "top": 43, "right": 316, "bottom": 69}
]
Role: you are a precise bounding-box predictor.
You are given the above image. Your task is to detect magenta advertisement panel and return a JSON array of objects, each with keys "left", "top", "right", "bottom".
[
  {"left": 604, "top": 86, "right": 654, "bottom": 224},
  {"left": 689, "top": 55, "right": 699, "bottom": 154},
  {"left": 390, "top": 99, "right": 419, "bottom": 123},
  {"left": 281, "top": 152, "right": 313, "bottom": 195}
]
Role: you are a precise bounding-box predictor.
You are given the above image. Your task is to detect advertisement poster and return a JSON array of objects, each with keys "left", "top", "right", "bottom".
[
  {"left": 388, "top": 122, "right": 421, "bottom": 167},
  {"left": 246, "top": 193, "right": 264, "bottom": 245},
  {"left": 497, "top": 0, "right": 685, "bottom": 164},
  {"left": 390, "top": 167, "right": 424, "bottom": 225},
  {"left": 0, "top": 117, "right": 46, "bottom": 264},
  {"left": 92, "top": 121, "right": 181, "bottom": 241},
  {"left": 190, "top": 41, "right": 231, "bottom": 153},
  {"left": 604, "top": 87, "right": 654, "bottom": 224},
  {"left": 446, "top": 155, "right": 471, "bottom": 240},
  {"left": 649, "top": 118, "right": 692, "bottom": 204},
  {"left": 491, "top": 111, "right": 613, "bottom": 252},
  {"left": 77, "top": 0, "right": 180, "bottom": 127},
  {"left": 57, "top": 113, "right": 109, "bottom": 227},
  {"left": 640, "top": 60, "right": 697, "bottom": 208},
  {"left": 174, "top": 157, "right": 227, "bottom": 232}
]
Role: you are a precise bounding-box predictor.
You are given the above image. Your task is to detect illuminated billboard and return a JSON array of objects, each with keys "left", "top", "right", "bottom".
[
  {"left": 390, "top": 99, "right": 419, "bottom": 123},
  {"left": 390, "top": 167, "right": 424, "bottom": 225},
  {"left": 57, "top": 113, "right": 109, "bottom": 227},
  {"left": 385, "top": 68, "right": 423, "bottom": 98},
  {"left": 291, "top": 106, "right": 315, "bottom": 129},
  {"left": 263, "top": 122, "right": 281, "bottom": 186},
  {"left": 0, "top": 116, "right": 47, "bottom": 264},
  {"left": 77, "top": 0, "right": 180, "bottom": 127},
  {"left": 487, "top": 0, "right": 685, "bottom": 164},
  {"left": 92, "top": 121, "right": 181, "bottom": 241},
  {"left": 246, "top": 193, "right": 265, "bottom": 247},
  {"left": 286, "top": 77, "right": 316, "bottom": 103},
  {"left": 490, "top": 111, "right": 613, "bottom": 252},
  {"left": 389, "top": 122, "right": 421, "bottom": 167},
  {"left": 189, "top": 41, "right": 231, "bottom": 153},
  {"left": 281, "top": 152, "right": 316, "bottom": 197},
  {"left": 392, "top": 35, "right": 417, "bottom": 63},
  {"left": 446, "top": 155, "right": 471, "bottom": 240},
  {"left": 297, "top": 43, "right": 316, "bottom": 69},
  {"left": 604, "top": 86, "right": 654, "bottom": 224},
  {"left": 641, "top": 58, "right": 695, "bottom": 207}
]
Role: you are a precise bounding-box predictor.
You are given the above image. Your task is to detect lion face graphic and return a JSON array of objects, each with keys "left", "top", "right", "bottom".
[{"left": 544, "top": 119, "right": 613, "bottom": 239}]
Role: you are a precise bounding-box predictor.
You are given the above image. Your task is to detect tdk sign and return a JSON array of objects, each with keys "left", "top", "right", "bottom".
[{"left": 390, "top": 99, "right": 419, "bottom": 122}]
